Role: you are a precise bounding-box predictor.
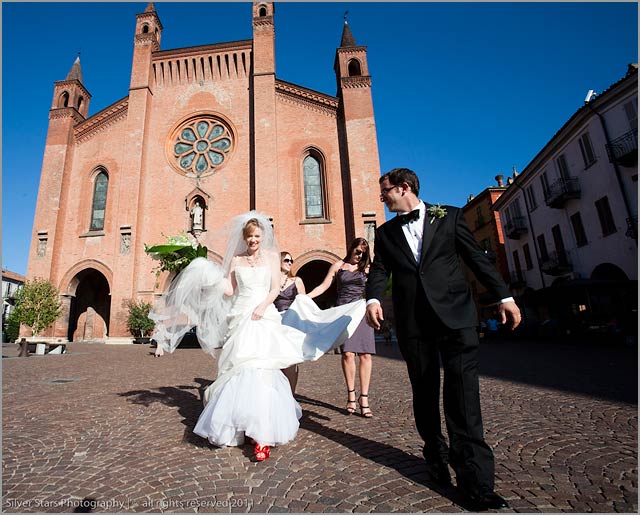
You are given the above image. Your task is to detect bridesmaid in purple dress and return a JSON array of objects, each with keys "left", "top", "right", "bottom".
[
  {"left": 274, "top": 251, "right": 306, "bottom": 393},
  {"left": 307, "top": 238, "right": 375, "bottom": 418}
]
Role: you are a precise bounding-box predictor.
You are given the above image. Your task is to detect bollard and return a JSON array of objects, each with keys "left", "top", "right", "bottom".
[{"left": 18, "top": 338, "right": 30, "bottom": 357}]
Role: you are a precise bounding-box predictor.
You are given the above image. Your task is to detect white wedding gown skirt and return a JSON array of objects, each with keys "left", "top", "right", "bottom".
[{"left": 193, "top": 265, "right": 365, "bottom": 447}]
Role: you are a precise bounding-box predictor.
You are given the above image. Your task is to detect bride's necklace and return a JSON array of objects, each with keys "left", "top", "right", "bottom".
[{"left": 246, "top": 252, "right": 261, "bottom": 267}]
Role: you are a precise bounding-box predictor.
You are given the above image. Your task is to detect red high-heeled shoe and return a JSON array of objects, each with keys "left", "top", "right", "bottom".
[{"left": 254, "top": 443, "right": 270, "bottom": 461}]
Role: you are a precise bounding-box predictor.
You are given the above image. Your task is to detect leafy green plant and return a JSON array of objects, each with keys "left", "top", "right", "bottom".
[
  {"left": 126, "top": 299, "right": 155, "bottom": 338},
  {"left": 5, "top": 309, "right": 20, "bottom": 343},
  {"left": 145, "top": 233, "right": 208, "bottom": 278},
  {"left": 13, "top": 278, "right": 62, "bottom": 337}
]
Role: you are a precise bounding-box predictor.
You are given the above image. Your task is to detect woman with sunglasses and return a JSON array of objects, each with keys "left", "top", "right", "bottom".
[
  {"left": 274, "top": 252, "right": 306, "bottom": 393},
  {"left": 307, "top": 238, "right": 376, "bottom": 418}
]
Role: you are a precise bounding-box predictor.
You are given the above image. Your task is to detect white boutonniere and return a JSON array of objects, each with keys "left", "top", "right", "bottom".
[{"left": 427, "top": 204, "right": 447, "bottom": 224}]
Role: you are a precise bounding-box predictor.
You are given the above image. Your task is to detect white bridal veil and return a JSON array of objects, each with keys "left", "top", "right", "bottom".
[{"left": 149, "top": 211, "right": 278, "bottom": 355}]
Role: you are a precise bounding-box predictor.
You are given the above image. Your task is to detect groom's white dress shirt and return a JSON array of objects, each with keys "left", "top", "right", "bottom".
[
  {"left": 401, "top": 201, "right": 426, "bottom": 262},
  {"left": 367, "top": 201, "right": 514, "bottom": 306}
]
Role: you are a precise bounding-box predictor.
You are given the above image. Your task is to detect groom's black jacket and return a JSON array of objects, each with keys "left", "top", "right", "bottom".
[{"left": 366, "top": 203, "right": 510, "bottom": 340}]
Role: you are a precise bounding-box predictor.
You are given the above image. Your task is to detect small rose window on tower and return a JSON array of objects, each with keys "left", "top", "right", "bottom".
[{"left": 168, "top": 116, "right": 234, "bottom": 178}]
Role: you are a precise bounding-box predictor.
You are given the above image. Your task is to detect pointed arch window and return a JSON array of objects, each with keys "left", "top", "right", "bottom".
[
  {"left": 259, "top": 5, "right": 268, "bottom": 16},
  {"left": 60, "top": 91, "right": 70, "bottom": 108},
  {"left": 303, "top": 152, "right": 326, "bottom": 219},
  {"left": 90, "top": 171, "right": 108, "bottom": 231},
  {"left": 142, "top": 24, "right": 150, "bottom": 33},
  {"left": 348, "top": 59, "right": 362, "bottom": 77}
]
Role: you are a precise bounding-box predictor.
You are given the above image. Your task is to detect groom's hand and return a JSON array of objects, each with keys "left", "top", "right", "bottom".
[
  {"left": 365, "top": 303, "right": 384, "bottom": 331},
  {"left": 499, "top": 301, "right": 521, "bottom": 330}
]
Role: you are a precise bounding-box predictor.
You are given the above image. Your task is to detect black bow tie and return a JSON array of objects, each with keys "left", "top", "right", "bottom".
[{"left": 399, "top": 209, "right": 420, "bottom": 225}]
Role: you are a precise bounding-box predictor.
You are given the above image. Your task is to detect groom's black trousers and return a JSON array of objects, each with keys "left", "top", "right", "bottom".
[{"left": 396, "top": 290, "right": 495, "bottom": 493}]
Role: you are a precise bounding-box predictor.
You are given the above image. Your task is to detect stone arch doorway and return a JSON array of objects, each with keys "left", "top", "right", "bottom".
[
  {"left": 295, "top": 251, "right": 340, "bottom": 309},
  {"left": 591, "top": 263, "right": 628, "bottom": 281},
  {"left": 67, "top": 269, "right": 111, "bottom": 342}
]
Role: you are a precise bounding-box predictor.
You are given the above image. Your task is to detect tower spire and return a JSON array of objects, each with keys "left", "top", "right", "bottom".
[
  {"left": 65, "top": 54, "right": 83, "bottom": 83},
  {"left": 340, "top": 16, "right": 357, "bottom": 47},
  {"left": 144, "top": 2, "right": 156, "bottom": 13}
]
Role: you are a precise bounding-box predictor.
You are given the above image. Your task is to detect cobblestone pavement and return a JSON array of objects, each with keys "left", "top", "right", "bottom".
[{"left": 2, "top": 337, "right": 637, "bottom": 513}]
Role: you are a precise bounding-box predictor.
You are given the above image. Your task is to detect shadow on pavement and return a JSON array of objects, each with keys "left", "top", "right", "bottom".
[
  {"left": 294, "top": 393, "right": 348, "bottom": 416},
  {"left": 297, "top": 403, "right": 478, "bottom": 511},
  {"left": 378, "top": 336, "right": 637, "bottom": 404},
  {"left": 479, "top": 339, "right": 638, "bottom": 404},
  {"left": 119, "top": 377, "right": 213, "bottom": 448},
  {"left": 118, "top": 386, "right": 492, "bottom": 510}
]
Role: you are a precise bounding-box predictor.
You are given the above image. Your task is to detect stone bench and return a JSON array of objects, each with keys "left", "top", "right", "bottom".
[{"left": 20, "top": 340, "right": 67, "bottom": 356}]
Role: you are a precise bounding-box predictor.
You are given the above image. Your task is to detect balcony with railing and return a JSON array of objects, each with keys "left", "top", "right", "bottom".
[
  {"left": 504, "top": 216, "right": 528, "bottom": 240},
  {"left": 606, "top": 128, "right": 637, "bottom": 168},
  {"left": 509, "top": 271, "right": 527, "bottom": 289},
  {"left": 544, "top": 177, "right": 581, "bottom": 208},
  {"left": 540, "top": 250, "right": 573, "bottom": 276}
]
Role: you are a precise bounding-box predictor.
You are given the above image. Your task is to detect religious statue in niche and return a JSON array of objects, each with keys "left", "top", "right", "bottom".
[
  {"left": 120, "top": 233, "right": 131, "bottom": 255},
  {"left": 190, "top": 200, "right": 204, "bottom": 233}
]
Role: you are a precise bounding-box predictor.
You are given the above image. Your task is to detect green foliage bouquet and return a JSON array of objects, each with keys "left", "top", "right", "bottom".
[{"left": 145, "top": 233, "right": 209, "bottom": 277}]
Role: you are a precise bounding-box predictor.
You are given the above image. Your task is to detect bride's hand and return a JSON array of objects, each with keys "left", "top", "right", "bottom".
[{"left": 252, "top": 304, "right": 266, "bottom": 320}]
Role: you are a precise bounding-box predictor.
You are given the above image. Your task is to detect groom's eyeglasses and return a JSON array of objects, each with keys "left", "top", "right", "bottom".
[
  {"left": 379, "top": 185, "right": 399, "bottom": 199},
  {"left": 283, "top": 258, "right": 293, "bottom": 264}
]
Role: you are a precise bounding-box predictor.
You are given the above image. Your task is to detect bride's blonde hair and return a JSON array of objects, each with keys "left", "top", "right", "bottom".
[{"left": 242, "top": 218, "right": 261, "bottom": 238}]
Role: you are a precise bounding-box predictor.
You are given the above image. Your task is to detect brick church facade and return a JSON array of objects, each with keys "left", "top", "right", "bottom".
[{"left": 25, "top": 2, "right": 385, "bottom": 342}]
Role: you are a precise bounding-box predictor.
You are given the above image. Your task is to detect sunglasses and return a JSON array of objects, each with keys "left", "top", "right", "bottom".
[
  {"left": 283, "top": 258, "right": 293, "bottom": 264},
  {"left": 354, "top": 249, "right": 364, "bottom": 256}
]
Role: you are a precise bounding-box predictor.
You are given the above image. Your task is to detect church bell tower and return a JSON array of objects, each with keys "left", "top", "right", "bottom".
[
  {"left": 334, "top": 18, "right": 382, "bottom": 246},
  {"left": 27, "top": 55, "right": 92, "bottom": 280}
]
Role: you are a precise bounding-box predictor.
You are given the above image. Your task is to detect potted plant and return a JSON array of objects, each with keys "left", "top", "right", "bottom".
[{"left": 126, "top": 299, "right": 155, "bottom": 343}]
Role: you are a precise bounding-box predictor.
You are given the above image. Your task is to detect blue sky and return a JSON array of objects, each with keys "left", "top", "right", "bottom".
[{"left": 2, "top": 1, "right": 638, "bottom": 276}]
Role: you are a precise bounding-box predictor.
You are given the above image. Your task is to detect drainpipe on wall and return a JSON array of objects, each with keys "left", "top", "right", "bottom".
[
  {"left": 510, "top": 174, "right": 547, "bottom": 289},
  {"left": 585, "top": 100, "right": 637, "bottom": 247}
]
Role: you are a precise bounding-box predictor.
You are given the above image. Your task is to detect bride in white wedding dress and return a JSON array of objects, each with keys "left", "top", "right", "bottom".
[{"left": 150, "top": 212, "right": 365, "bottom": 461}]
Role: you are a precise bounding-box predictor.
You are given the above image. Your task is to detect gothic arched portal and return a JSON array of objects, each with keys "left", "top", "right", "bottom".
[
  {"left": 296, "top": 259, "right": 335, "bottom": 309},
  {"left": 67, "top": 269, "right": 111, "bottom": 342}
]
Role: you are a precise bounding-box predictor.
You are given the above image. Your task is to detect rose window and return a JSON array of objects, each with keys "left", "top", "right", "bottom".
[{"left": 168, "top": 117, "right": 234, "bottom": 177}]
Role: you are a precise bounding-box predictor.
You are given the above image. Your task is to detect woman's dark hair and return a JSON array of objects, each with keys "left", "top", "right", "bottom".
[
  {"left": 380, "top": 167, "right": 420, "bottom": 196},
  {"left": 280, "top": 251, "right": 295, "bottom": 278},
  {"left": 344, "top": 237, "right": 370, "bottom": 273}
]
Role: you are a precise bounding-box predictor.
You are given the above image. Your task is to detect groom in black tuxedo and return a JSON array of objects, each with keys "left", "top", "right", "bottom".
[{"left": 365, "top": 168, "right": 521, "bottom": 511}]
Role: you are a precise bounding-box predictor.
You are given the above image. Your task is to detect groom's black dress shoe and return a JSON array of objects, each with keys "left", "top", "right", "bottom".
[
  {"left": 466, "top": 491, "right": 509, "bottom": 511},
  {"left": 424, "top": 461, "right": 452, "bottom": 486}
]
